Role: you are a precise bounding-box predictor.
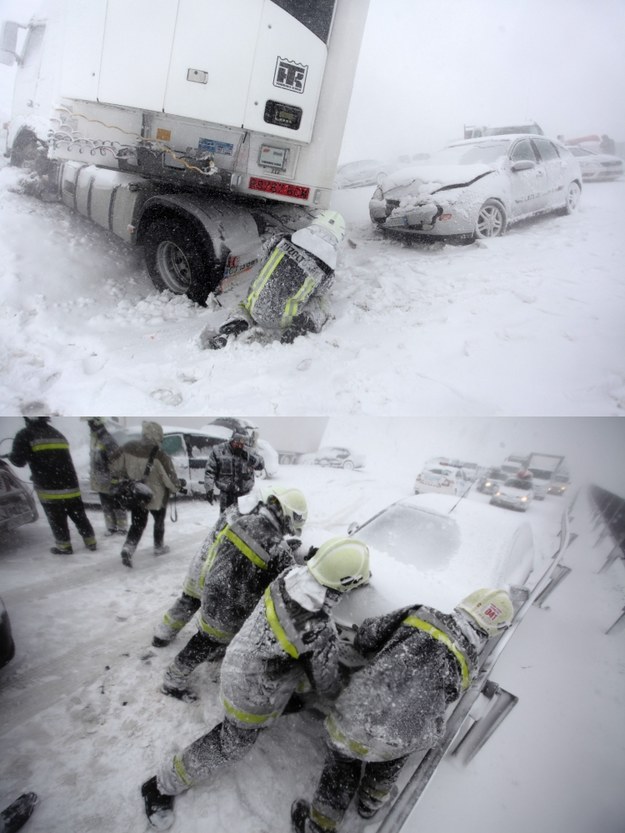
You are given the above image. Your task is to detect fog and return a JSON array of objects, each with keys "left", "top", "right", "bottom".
[
  {"left": 1, "top": 0, "right": 624, "bottom": 160},
  {"left": 2, "top": 417, "right": 624, "bottom": 499}
]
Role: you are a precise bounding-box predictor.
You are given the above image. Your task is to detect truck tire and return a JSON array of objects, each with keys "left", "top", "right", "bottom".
[{"left": 142, "top": 216, "right": 219, "bottom": 305}]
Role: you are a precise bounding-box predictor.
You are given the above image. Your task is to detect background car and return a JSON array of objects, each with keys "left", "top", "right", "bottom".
[
  {"left": 335, "top": 492, "right": 536, "bottom": 624},
  {"left": 334, "top": 159, "right": 390, "bottom": 189},
  {"left": 476, "top": 467, "right": 508, "bottom": 495},
  {"left": 414, "top": 465, "right": 473, "bottom": 496},
  {"left": 298, "top": 446, "right": 365, "bottom": 470},
  {"left": 490, "top": 477, "right": 534, "bottom": 512},
  {"left": 0, "top": 458, "right": 38, "bottom": 533},
  {"left": 369, "top": 134, "right": 582, "bottom": 241},
  {"left": 0, "top": 596, "right": 15, "bottom": 669},
  {"left": 566, "top": 145, "right": 623, "bottom": 181}
]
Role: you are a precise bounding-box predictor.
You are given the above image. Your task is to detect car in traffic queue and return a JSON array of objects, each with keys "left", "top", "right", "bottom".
[
  {"left": 414, "top": 465, "right": 473, "bottom": 497},
  {"left": 369, "top": 134, "right": 582, "bottom": 241},
  {"left": 566, "top": 145, "right": 623, "bottom": 181},
  {"left": 490, "top": 477, "right": 534, "bottom": 512},
  {"left": 476, "top": 467, "right": 508, "bottom": 495},
  {"left": 298, "top": 446, "right": 366, "bottom": 471}
]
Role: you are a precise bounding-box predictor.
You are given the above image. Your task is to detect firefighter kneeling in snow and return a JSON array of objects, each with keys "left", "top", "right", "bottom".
[
  {"left": 200, "top": 210, "right": 346, "bottom": 349},
  {"left": 292, "top": 588, "right": 514, "bottom": 833},
  {"left": 141, "top": 537, "right": 371, "bottom": 831}
]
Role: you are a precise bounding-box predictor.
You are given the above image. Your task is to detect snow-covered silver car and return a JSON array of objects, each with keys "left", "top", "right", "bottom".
[
  {"left": 0, "top": 458, "right": 38, "bottom": 533},
  {"left": 565, "top": 145, "right": 623, "bottom": 181},
  {"left": 369, "top": 135, "right": 582, "bottom": 241},
  {"left": 298, "top": 446, "right": 365, "bottom": 470},
  {"left": 490, "top": 477, "right": 534, "bottom": 512},
  {"left": 336, "top": 493, "right": 536, "bottom": 624}
]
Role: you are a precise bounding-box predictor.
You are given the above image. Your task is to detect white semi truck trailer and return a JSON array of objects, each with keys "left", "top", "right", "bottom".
[{"left": 0, "top": 0, "right": 369, "bottom": 303}]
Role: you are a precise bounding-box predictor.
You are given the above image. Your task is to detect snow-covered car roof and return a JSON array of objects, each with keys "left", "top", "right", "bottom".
[{"left": 335, "top": 493, "right": 535, "bottom": 626}]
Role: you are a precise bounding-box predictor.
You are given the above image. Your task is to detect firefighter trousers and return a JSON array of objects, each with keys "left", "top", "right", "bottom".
[
  {"left": 157, "top": 717, "right": 260, "bottom": 796},
  {"left": 42, "top": 498, "right": 96, "bottom": 551}
]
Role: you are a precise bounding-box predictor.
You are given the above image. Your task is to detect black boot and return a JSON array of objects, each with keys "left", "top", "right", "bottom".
[
  {"left": 291, "top": 799, "right": 311, "bottom": 833},
  {"left": 0, "top": 792, "right": 38, "bottom": 833},
  {"left": 141, "top": 776, "right": 175, "bottom": 830}
]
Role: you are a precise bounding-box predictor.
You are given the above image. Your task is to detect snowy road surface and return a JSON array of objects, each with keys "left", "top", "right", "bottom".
[
  {"left": 1, "top": 462, "right": 623, "bottom": 833},
  {"left": 0, "top": 162, "right": 624, "bottom": 416}
]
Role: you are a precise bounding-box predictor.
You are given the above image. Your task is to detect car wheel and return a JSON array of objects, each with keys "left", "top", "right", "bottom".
[
  {"left": 142, "top": 216, "right": 219, "bottom": 305},
  {"left": 342, "top": 460, "right": 355, "bottom": 470},
  {"left": 10, "top": 130, "right": 39, "bottom": 169},
  {"left": 475, "top": 200, "right": 507, "bottom": 238},
  {"left": 561, "top": 181, "right": 581, "bottom": 215}
]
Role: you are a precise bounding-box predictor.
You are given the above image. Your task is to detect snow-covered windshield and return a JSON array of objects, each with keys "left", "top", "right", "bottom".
[
  {"left": 505, "top": 478, "right": 533, "bottom": 490},
  {"left": 356, "top": 504, "right": 461, "bottom": 570},
  {"left": 427, "top": 141, "right": 511, "bottom": 166}
]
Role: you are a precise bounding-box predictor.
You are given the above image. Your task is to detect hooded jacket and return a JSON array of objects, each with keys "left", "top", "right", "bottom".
[
  {"left": 325, "top": 604, "right": 483, "bottom": 762},
  {"left": 204, "top": 440, "right": 264, "bottom": 497},
  {"left": 197, "top": 503, "right": 294, "bottom": 642},
  {"left": 219, "top": 564, "right": 342, "bottom": 729},
  {"left": 89, "top": 423, "right": 121, "bottom": 494},
  {"left": 111, "top": 421, "right": 180, "bottom": 511}
]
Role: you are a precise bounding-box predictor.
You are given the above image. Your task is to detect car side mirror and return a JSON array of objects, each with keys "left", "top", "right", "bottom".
[{"left": 511, "top": 159, "right": 536, "bottom": 172}]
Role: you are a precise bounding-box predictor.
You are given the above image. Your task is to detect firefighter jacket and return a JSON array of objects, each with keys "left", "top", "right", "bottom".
[
  {"left": 197, "top": 504, "right": 294, "bottom": 642},
  {"left": 203, "top": 440, "right": 264, "bottom": 497},
  {"left": 9, "top": 422, "right": 82, "bottom": 504},
  {"left": 110, "top": 421, "right": 180, "bottom": 511},
  {"left": 242, "top": 235, "right": 334, "bottom": 332},
  {"left": 181, "top": 507, "right": 241, "bottom": 600},
  {"left": 325, "top": 604, "right": 483, "bottom": 762},
  {"left": 89, "top": 424, "right": 121, "bottom": 494},
  {"left": 220, "top": 564, "right": 342, "bottom": 729}
]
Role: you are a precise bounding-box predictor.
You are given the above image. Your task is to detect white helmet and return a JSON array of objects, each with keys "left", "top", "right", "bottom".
[
  {"left": 456, "top": 588, "right": 514, "bottom": 638},
  {"left": 262, "top": 486, "right": 308, "bottom": 535},
  {"left": 290, "top": 210, "right": 346, "bottom": 270},
  {"left": 307, "top": 537, "right": 371, "bottom": 593}
]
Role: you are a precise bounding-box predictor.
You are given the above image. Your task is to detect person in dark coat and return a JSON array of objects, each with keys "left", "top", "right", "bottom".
[
  {"left": 141, "top": 537, "right": 371, "bottom": 831},
  {"left": 87, "top": 418, "right": 127, "bottom": 536},
  {"left": 203, "top": 431, "right": 264, "bottom": 513},
  {"left": 111, "top": 421, "right": 182, "bottom": 568},
  {"left": 8, "top": 417, "right": 96, "bottom": 555},
  {"left": 291, "top": 589, "right": 514, "bottom": 833},
  {"left": 160, "top": 487, "right": 308, "bottom": 699}
]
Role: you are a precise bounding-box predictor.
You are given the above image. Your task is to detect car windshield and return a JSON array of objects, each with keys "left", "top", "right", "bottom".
[
  {"left": 505, "top": 478, "right": 532, "bottom": 490},
  {"left": 487, "top": 469, "right": 506, "bottom": 478},
  {"left": 428, "top": 141, "right": 511, "bottom": 166},
  {"left": 356, "top": 503, "right": 461, "bottom": 570}
]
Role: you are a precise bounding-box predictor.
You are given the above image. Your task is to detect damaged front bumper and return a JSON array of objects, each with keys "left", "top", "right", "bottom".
[{"left": 370, "top": 197, "right": 445, "bottom": 232}]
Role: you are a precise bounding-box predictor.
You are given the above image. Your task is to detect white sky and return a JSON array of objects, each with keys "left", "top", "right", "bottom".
[{"left": 2, "top": 0, "right": 624, "bottom": 158}]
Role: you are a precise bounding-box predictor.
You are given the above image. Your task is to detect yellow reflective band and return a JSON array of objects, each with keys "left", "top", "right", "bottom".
[
  {"left": 173, "top": 754, "right": 193, "bottom": 787},
  {"left": 325, "top": 714, "right": 370, "bottom": 758},
  {"left": 245, "top": 247, "right": 285, "bottom": 314},
  {"left": 311, "top": 807, "right": 338, "bottom": 831},
  {"left": 264, "top": 586, "right": 299, "bottom": 658},
  {"left": 163, "top": 612, "right": 187, "bottom": 632},
  {"left": 200, "top": 529, "right": 228, "bottom": 586},
  {"left": 37, "top": 490, "right": 82, "bottom": 501},
  {"left": 403, "top": 616, "right": 471, "bottom": 689},
  {"left": 31, "top": 442, "right": 70, "bottom": 452},
  {"left": 222, "top": 696, "right": 278, "bottom": 726},
  {"left": 199, "top": 616, "right": 234, "bottom": 641},
  {"left": 225, "top": 527, "right": 268, "bottom": 569},
  {"left": 281, "top": 276, "right": 317, "bottom": 327}
]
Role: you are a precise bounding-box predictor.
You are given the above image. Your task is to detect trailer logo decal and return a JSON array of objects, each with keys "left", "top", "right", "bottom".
[{"left": 273, "top": 58, "right": 308, "bottom": 94}]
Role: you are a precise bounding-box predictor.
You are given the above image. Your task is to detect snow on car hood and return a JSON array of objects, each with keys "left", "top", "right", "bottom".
[{"left": 380, "top": 163, "right": 496, "bottom": 198}]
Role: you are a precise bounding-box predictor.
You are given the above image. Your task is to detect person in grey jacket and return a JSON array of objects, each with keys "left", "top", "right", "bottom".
[
  {"left": 141, "top": 537, "right": 371, "bottom": 831},
  {"left": 291, "top": 589, "right": 514, "bottom": 833},
  {"left": 87, "top": 418, "right": 127, "bottom": 536},
  {"left": 160, "top": 487, "right": 308, "bottom": 700},
  {"left": 111, "top": 421, "right": 182, "bottom": 568},
  {"left": 204, "top": 431, "right": 264, "bottom": 513}
]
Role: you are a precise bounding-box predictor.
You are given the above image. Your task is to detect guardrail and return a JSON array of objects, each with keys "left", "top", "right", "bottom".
[{"left": 376, "top": 505, "right": 571, "bottom": 833}]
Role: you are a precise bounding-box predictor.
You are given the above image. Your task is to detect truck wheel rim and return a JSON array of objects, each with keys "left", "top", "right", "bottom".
[{"left": 156, "top": 241, "right": 192, "bottom": 293}]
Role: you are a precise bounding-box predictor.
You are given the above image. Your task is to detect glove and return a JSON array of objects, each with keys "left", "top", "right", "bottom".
[
  {"left": 305, "top": 545, "right": 318, "bottom": 561},
  {"left": 205, "top": 489, "right": 214, "bottom": 504},
  {"left": 179, "top": 486, "right": 188, "bottom": 495}
]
